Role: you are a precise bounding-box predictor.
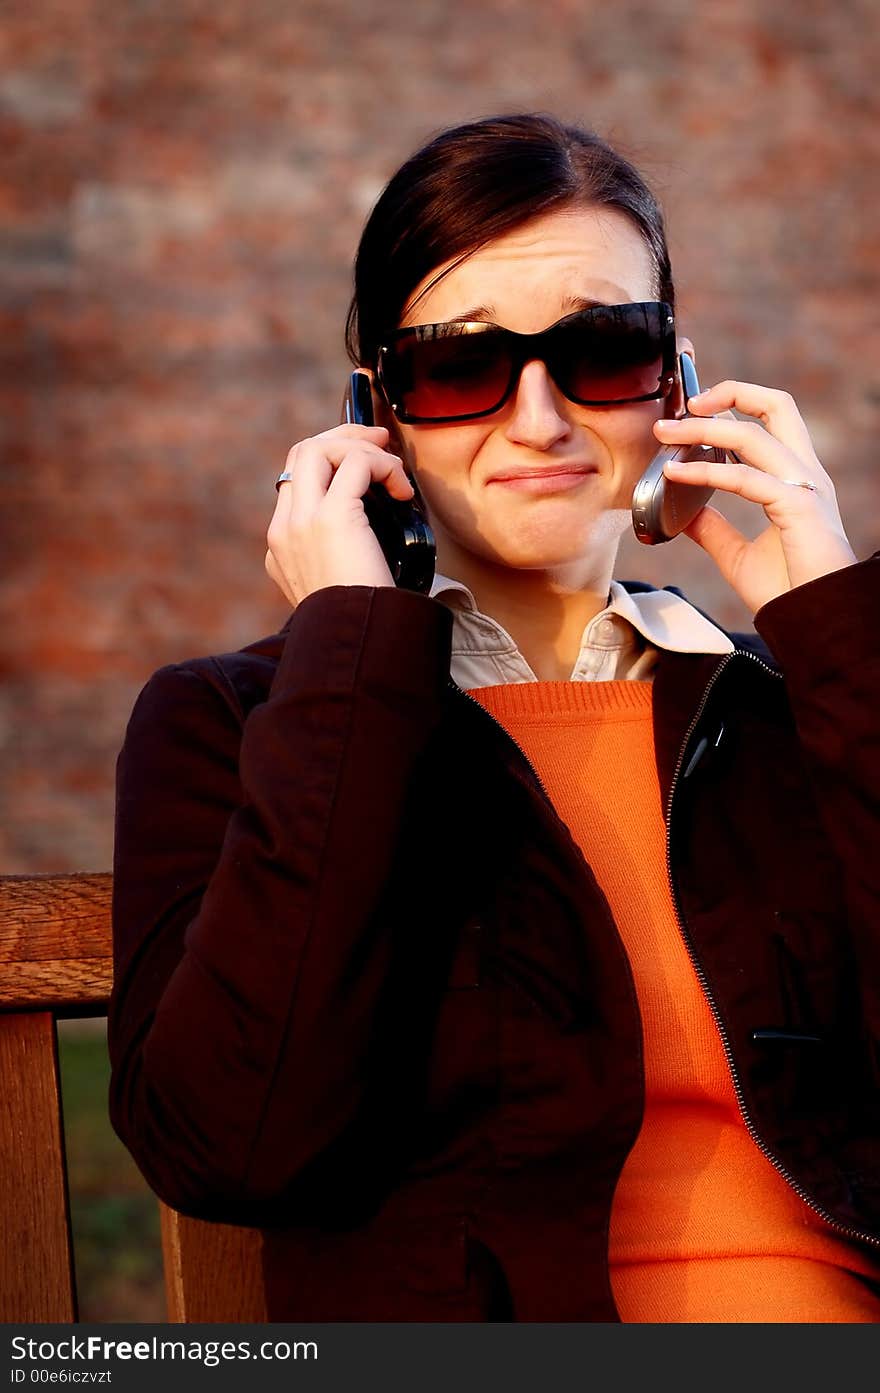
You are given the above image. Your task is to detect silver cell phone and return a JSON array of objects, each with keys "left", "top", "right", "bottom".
[{"left": 631, "top": 353, "right": 727, "bottom": 545}]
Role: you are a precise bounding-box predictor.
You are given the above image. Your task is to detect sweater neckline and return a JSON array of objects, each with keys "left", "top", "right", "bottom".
[{"left": 465, "top": 679, "right": 654, "bottom": 719}]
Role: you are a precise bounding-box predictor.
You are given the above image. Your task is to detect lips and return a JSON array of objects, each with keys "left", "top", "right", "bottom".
[{"left": 487, "top": 464, "right": 597, "bottom": 483}]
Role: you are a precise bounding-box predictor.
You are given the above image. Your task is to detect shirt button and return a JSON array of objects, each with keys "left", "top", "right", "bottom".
[{"left": 597, "top": 618, "right": 615, "bottom": 640}]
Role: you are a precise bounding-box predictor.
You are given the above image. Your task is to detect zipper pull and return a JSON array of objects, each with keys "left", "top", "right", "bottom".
[{"left": 682, "top": 722, "right": 727, "bottom": 779}]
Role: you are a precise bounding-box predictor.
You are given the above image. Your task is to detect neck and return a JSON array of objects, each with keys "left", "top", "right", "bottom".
[{"left": 436, "top": 539, "right": 620, "bottom": 683}]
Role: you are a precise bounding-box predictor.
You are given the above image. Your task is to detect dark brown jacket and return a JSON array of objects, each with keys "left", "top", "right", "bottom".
[{"left": 108, "top": 554, "right": 880, "bottom": 1321}]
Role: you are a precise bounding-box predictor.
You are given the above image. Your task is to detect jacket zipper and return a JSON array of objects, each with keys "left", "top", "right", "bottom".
[
  {"left": 447, "top": 677, "right": 555, "bottom": 806},
  {"left": 664, "top": 647, "right": 880, "bottom": 1250},
  {"left": 450, "top": 659, "right": 880, "bottom": 1251}
]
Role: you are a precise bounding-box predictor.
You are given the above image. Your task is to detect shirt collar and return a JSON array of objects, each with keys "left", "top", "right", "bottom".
[{"left": 428, "top": 569, "right": 734, "bottom": 658}]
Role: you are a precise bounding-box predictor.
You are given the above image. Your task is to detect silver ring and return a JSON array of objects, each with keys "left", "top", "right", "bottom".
[
  {"left": 275, "top": 470, "right": 294, "bottom": 492},
  {"left": 780, "top": 479, "right": 818, "bottom": 491}
]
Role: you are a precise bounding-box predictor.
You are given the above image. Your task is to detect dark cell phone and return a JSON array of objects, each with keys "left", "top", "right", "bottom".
[
  {"left": 631, "top": 353, "right": 728, "bottom": 545},
  {"left": 341, "top": 370, "right": 436, "bottom": 594}
]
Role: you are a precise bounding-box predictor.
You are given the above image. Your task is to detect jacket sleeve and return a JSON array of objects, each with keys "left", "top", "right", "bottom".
[
  {"left": 753, "top": 548, "right": 880, "bottom": 1031},
  {"left": 107, "top": 584, "right": 453, "bottom": 1223}
]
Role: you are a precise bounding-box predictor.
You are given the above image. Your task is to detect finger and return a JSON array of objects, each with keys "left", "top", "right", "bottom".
[
  {"left": 662, "top": 452, "right": 824, "bottom": 509},
  {"left": 680, "top": 504, "right": 750, "bottom": 579},
  {"left": 284, "top": 438, "right": 406, "bottom": 513},
  {"left": 279, "top": 424, "right": 391, "bottom": 475},
  {"left": 313, "top": 423, "right": 391, "bottom": 446},
  {"left": 327, "top": 449, "right": 415, "bottom": 506},
  {"left": 653, "top": 415, "right": 824, "bottom": 486},
  {"left": 276, "top": 425, "right": 391, "bottom": 495},
  {"left": 682, "top": 380, "right": 818, "bottom": 461},
  {"left": 676, "top": 507, "right": 768, "bottom": 604}
]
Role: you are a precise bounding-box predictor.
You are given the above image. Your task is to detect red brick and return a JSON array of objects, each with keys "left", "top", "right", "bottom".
[{"left": 3, "top": 0, "right": 878, "bottom": 872}]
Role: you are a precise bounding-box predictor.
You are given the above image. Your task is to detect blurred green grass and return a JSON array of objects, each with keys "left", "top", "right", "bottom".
[{"left": 57, "top": 1019, "right": 165, "bottom": 1322}]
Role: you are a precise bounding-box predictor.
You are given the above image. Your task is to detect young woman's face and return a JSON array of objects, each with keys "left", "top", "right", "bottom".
[{"left": 378, "top": 205, "right": 689, "bottom": 580}]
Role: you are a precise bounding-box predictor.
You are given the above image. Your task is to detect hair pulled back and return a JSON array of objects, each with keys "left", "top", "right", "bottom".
[{"left": 345, "top": 112, "right": 675, "bottom": 370}]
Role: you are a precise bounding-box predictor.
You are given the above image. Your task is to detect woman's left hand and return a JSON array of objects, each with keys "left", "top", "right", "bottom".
[{"left": 652, "top": 380, "right": 858, "bottom": 616}]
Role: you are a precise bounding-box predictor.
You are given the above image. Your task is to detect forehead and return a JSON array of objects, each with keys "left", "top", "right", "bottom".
[{"left": 401, "top": 206, "right": 657, "bottom": 331}]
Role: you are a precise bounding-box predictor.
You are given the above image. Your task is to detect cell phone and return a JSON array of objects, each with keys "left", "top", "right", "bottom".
[
  {"left": 341, "top": 370, "right": 436, "bottom": 594},
  {"left": 631, "top": 353, "right": 728, "bottom": 545}
]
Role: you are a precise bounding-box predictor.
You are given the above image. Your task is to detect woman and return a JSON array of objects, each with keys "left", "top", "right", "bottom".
[{"left": 108, "top": 113, "right": 880, "bottom": 1322}]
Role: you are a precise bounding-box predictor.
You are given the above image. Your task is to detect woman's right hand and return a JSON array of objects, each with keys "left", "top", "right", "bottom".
[{"left": 265, "top": 424, "right": 416, "bottom": 607}]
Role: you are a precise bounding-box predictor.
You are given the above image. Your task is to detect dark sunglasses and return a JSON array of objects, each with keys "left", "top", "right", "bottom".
[{"left": 376, "top": 301, "right": 677, "bottom": 424}]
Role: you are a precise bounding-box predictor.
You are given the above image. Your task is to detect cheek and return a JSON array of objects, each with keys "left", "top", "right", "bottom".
[
  {"left": 402, "top": 427, "right": 498, "bottom": 546},
  {"left": 601, "top": 401, "right": 666, "bottom": 473},
  {"left": 399, "top": 423, "right": 487, "bottom": 492}
]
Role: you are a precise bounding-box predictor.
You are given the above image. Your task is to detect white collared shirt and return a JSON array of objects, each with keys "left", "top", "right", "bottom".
[{"left": 428, "top": 571, "right": 734, "bottom": 687}]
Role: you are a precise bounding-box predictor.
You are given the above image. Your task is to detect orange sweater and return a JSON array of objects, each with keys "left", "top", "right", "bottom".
[{"left": 467, "top": 679, "right": 880, "bottom": 1323}]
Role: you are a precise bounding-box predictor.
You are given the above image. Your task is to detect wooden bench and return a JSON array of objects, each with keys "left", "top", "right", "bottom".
[{"left": 0, "top": 872, "right": 267, "bottom": 1323}]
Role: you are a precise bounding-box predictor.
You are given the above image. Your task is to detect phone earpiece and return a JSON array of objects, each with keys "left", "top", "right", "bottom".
[
  {"left": 678, "top": 353, "right": 701, "bottom": 417},
  {"left": 665, "top": 354, "right": 692, "bottom": 420}
]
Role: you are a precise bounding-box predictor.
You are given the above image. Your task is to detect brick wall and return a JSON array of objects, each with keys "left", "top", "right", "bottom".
[{"left": 2, "top": 0, "right": 878, "bottom": 872}]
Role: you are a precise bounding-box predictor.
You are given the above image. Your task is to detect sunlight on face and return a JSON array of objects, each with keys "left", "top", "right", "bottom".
[{"left": 379, "top": 205, "right": 679, "bottom": 590}]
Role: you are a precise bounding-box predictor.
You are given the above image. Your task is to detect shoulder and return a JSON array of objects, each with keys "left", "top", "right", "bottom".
[{"left": 124, "top": 615, "right": 292, "bottom": 741}]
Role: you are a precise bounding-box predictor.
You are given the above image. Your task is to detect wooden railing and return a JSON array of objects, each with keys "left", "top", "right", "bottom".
[{"left": 0, "top": 872, "right": 266, "bottom": 1322}]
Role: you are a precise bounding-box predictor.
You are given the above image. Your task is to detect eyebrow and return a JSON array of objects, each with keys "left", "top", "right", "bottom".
[{"left": 448, "top": 294, "right": 611, "bottom": 324}]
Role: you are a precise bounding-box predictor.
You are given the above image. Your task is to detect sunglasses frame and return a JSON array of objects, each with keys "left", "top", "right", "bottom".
[{"left": 375, "top": 301, "right": 678, "bottom": 425}]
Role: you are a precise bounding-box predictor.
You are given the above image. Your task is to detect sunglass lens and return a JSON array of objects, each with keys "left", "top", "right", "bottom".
[
  {"left": 556, "top": 306, "right": 665, "bottom": 403},
  {"left": 392, "top": 329, "right": 511, "bottom": 419}
]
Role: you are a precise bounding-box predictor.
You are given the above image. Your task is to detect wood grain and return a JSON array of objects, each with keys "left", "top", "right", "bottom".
[
  {"left": 2, "top": 871, "right": 270, "bottom": 1323},
  {"left": 0, "top": 1012, "right": 76, "bottom": 1320},
  {"left": 160, "top": 1206, "right": 267, "bottom": 1322},
  {"left": 0, "top": 873, "right": 112, "bottom": 1010}
]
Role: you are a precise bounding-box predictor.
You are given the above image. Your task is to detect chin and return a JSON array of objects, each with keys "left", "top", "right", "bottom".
[{"left": 491, "top": 511, "right": 633, "bottom": 567}]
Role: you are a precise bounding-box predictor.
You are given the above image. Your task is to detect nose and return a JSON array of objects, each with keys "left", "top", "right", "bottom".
[{"left": 503, "top": 359, "right": 572, "bottom": 451}]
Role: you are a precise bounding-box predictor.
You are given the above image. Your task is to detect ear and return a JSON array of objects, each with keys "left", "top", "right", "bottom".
[{"left": 677, "top": 334, "right": 695, "bottom": 364}]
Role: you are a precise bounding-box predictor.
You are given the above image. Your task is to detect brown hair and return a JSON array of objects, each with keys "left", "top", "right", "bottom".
[{"left": 345, "top": 112, "right": 675, "bottom": 369}]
